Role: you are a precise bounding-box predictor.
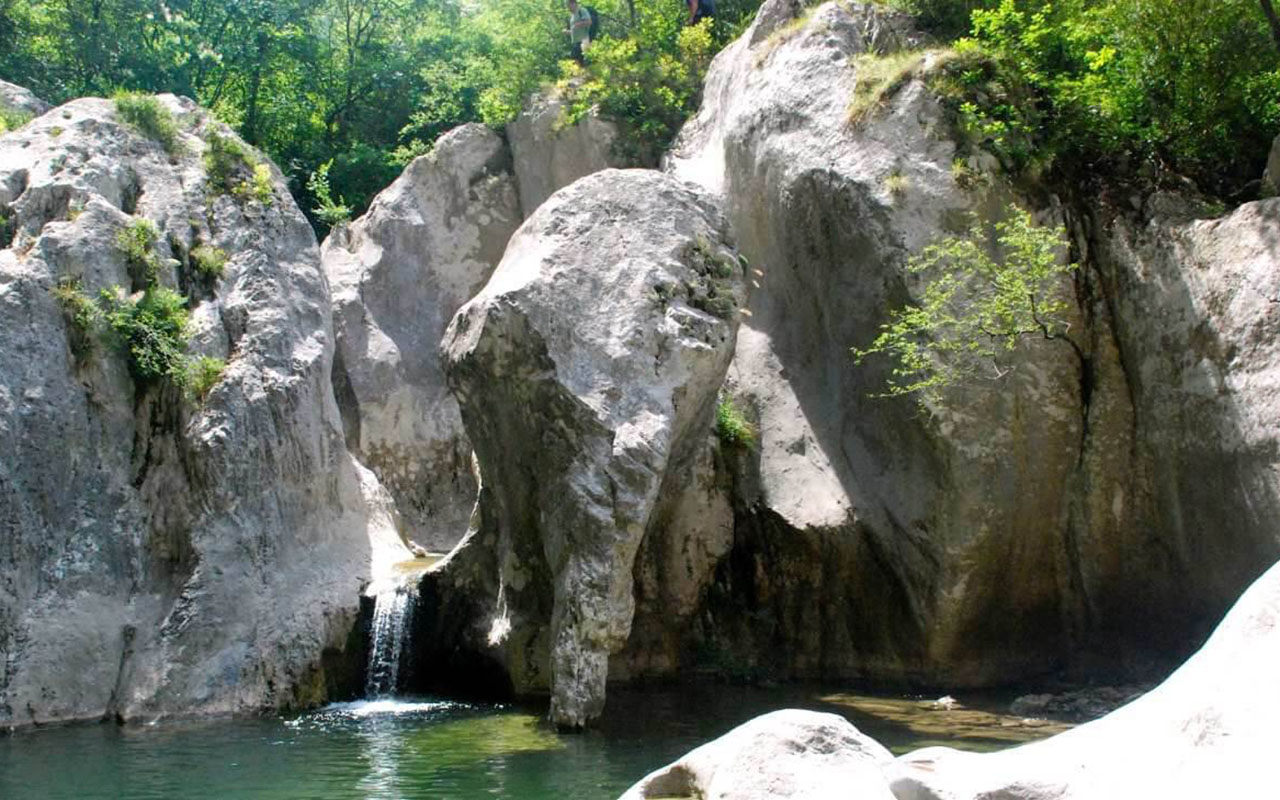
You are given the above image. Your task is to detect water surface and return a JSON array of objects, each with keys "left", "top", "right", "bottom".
[{"left": 1, "top": 686, "right": 1068, "bottom": 799}]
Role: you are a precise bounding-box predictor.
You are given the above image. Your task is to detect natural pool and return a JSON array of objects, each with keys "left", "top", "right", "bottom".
[{"left": 0, "top": 686, "right": 1070, "bottom": 799}]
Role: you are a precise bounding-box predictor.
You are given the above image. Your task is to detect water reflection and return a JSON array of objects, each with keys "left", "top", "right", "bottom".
[{"left": 0, "top": 687, "right": 1071, "bottom": 799}]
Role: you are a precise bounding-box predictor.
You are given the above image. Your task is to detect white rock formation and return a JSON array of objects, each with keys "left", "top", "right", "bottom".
[
  {"left": 889, "top": 557, "right": 1280, "bottom": 799},
  {"left": 0, "top": 95, "right": 395, "bottom": 728},
  {"left": 441, "top": 168, "right": 744, "bottom": 727},
  {"left": 506, "top": 91, "right": 624, "bottom": 218},
  {"left": 321, "top": 123, "right": 521, "bottom": 552},
  {"left": 621, "top": 709, "right": 898, "bottom": 800},
  {"left": 0, "top": 79, "right": 49, "bottom": 117}
]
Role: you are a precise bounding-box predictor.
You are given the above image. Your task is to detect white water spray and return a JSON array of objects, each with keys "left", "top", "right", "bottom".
[{"left": 365, "top": 581, "right": 417, "bottom": 698}]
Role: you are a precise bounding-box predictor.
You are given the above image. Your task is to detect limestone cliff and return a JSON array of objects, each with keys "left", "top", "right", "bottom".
[
  {"left": 321, "top": 124, "right": 521, "bottom": 552},
  {"left": 632, "top": 0, "right": 1280, "bottom": 687},
  {"left": 0, "top": 94, "right": 396, "bottom": 728}
]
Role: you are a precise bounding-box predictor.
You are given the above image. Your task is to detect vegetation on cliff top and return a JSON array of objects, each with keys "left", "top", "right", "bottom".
[
  {"left": 884, "top": 0, "right": 1280, "bottom": 197},
  {"left": 0, "top": 0, "right": 758, "bottom": 231},
  {"left": 3, "top": 0, "right": 1272, "bottom": 226}
]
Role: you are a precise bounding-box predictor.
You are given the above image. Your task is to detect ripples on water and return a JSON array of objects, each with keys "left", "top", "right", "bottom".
[{"left": 0, "top": 688, "right": 1069, "bottom": 799}]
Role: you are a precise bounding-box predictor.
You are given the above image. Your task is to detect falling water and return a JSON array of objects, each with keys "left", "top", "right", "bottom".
[{"left": 365, "top": 581, "right": 416, "bottom": 698}]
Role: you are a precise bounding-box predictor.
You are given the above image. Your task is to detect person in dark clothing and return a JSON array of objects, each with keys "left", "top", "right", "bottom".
[{"left": 687, "top": 0, "right": 714, "bottom": 25}]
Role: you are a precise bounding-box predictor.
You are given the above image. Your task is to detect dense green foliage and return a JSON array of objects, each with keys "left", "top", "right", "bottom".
[
  {"left": 881, "top": 0, "right": 1280, "bottom": 194},
  {"left": 0, "top": 0, "right": 758, "bottom": 230},
  {"left": 853, "top": 205, "right": 1078, "bottom": 400}
]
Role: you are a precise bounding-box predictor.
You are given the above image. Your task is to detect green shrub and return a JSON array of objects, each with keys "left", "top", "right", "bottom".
[
  {"left": 183, "top": 356, "right": 226, "bottom": 402},
  {"left": 190, "top": 244, "right": 228, "bottom": 280},
  {"left": 51, "top": 279, "right": 101, "bottom": 357},
  {"left": 98, "top": 286, "right": 190, "bottom": 384},
  {"left": 716, "top": 395, "right": 757, "bottom": 448},
  {"left": 853, "top": 204, "right": 1077, "bottom": 401},
  {"left": 307, "top": 160, "right": 351, "bottom": 225},
  {"left": 113, "top": 92, "right": 182, "bottom": 154},
  {"left": 235, "top": 163, "right": 274, "bottom": 206},
  {"left": 115, "top": 219, "right": 163, "bottom": 284},
  {"left": 561, "top": 17, "right": 716, "bottom": 165}
]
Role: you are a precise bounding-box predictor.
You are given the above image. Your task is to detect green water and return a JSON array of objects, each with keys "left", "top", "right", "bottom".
[{"left": 0, "top": 687, "right": 1067, "bottom": 799}]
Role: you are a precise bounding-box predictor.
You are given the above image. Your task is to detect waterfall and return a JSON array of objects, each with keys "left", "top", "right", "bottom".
[{"left": 365, "top": 581, "right": 417, "bottom": 699}]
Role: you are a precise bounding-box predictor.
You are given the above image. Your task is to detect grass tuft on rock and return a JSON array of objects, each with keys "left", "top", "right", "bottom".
[
  {"left": 113, "top": 91, "right": 182, "bottom": 154},
  {"left": 190, "top": 244, "right": 228, "bottom": 280},
  {"left": 204, "top": 129, "right": 272, "bottom": 205},
  {"left": 184, "top": 355, "right": 226, "bottom": 402},
  {"left": 115, "top": 218, "right": 163, "bottom": 285}
]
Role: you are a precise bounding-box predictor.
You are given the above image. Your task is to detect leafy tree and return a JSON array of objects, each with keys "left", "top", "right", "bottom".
[{"left": 854, "top": 205, "right": 1079, "bottom": 401}]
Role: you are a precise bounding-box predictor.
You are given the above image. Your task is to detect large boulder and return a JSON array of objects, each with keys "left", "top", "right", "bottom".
[
  {"left": 0, "top": 79, "right": 49, "bottom": 118},
  {"left": 890, "top": 557, "right": 1280, "bottom": 799},
  {"left": 506, "top": 91, "right": 626, "bottom": 218},
  {"left": 0, "top": 95, "right": 394, "bottom": 727},
  {"left": 659, "top": 0, "right": 1088, "bottom": 685},
  {"left": 439, "top": 168, "right": 745, "bottom": 727},
  {"left": 630, "top": 0, "right": 1280, "bottom": 688},
  {"left": 321, "top": 124, "right": 521, "bottom": 552},
  {"left": 620, "top": 709, "right": 897, "bottom": 800}
]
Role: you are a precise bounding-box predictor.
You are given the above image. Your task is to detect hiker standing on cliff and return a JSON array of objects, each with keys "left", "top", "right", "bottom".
[{"left": 567, "top": 0, "right": 593, "bottom": 64}]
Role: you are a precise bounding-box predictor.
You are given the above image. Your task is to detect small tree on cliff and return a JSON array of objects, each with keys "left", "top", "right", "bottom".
[{"left": 853, "top": 204, "right": 1079, "bottom": 402}]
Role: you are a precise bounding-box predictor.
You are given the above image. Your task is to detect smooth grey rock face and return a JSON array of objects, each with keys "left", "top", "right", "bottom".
[
  {"left": 0, "top": 79, "right": 50, "bottom": 117},
  {"left": 0, "top": 96, "right": 390, "bottom": 728},
  {"left": 620, "top": 709, "right": 897, "bottom": 800},
  {"left": 890, "top": 557, "right": 1280, "bottom": 800},
  {"left": 441, "top": 168, "right": 744, "bottom": 727},
  {"left": 1076, "top": 195, "right": 1280, "bottom": 653},
  {"left": 666, "top": 0, "right": 1087, "bottom": 685},
  {"left": 321, "top": 123, "right": 521, "bottom": 552},
  {"left": 506, "top": 92, "right": 624, "bottom": 218},
  {"left": 1263, "top": 133, "right": 1280, "bottom": 196}
]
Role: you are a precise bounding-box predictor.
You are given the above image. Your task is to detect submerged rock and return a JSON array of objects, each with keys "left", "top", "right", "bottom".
[
  {"left": 890, "top": 557, "right": 1280, "bottom": 799},
  {"left": 322, "top": 124, "right": 521, "bottom": 552},
  {"left": 0, "top": 95, "right": 393, "bottom": 727},
  {"left": 440, "top": 168, "right": 744, "bottom": 727},
  {"left": 620, "top": 709, "right": 897, "bottom": 800}
]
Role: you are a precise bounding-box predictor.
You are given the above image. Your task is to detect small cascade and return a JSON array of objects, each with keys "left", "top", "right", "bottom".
[
  {"left": 363, "top": 556, "right": 440, "bottom": 699},
  {"left": 365, "top": 580, "right": 417, "bottom": 698}
]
